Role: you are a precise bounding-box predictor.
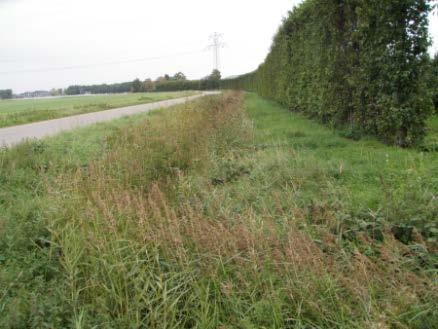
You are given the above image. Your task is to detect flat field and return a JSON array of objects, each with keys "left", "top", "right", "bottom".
[
  {"left": 0, "top": 91, "right": 196, "bottom": 127},
  {"left": 0, "top": 92, "right": 436, "bottom": 328}
]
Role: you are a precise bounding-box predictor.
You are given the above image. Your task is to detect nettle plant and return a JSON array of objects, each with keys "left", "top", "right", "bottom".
[{"left": 221, "top": 0, "right": 434, "bottom": 146}]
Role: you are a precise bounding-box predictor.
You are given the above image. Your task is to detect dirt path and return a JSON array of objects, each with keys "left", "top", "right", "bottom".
[{"left": 0, "top": 91, "right": 219, "bottom": 147}]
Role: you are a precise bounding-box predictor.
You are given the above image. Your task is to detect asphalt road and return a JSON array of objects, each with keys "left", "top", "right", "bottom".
[{"left": 0, "top": 91, "right": 218, "bottom": 147}]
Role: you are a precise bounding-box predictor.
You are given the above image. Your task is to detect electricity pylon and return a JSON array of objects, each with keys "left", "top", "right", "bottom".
[{"left": 207, "top": 32, "right": 225, "bottom": 71}]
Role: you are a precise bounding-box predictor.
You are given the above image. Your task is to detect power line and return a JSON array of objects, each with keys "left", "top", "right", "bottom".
[
  {"left": 0, "top": 49, "right": 207, "bottom": 75},
  {"left": 207, "top": 32, "right": 225, "bottom": 71}
]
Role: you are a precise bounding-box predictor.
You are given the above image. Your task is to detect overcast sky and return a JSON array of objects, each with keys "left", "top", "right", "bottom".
[{"left": 0, "top": 0, "right": 437, "bottom": 93}]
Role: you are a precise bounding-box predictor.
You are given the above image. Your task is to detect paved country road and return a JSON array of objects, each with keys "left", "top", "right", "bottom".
[{"left": 0, "top": 91, "right": 219, "bottom": 147}]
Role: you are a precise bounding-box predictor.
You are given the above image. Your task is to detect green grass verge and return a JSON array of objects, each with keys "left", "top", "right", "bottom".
[
  {"left": 247, "top": 94, "right": 438, "bottom": 240},
  {"left": 0, "top": 92, "right": 436, "bottom": 328},
  {"left": 0, "top": 91, "right": 197, "bottom": 128}
]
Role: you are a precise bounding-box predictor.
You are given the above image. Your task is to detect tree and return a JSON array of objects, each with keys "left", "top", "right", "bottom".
[
  {"left": 143, "top": 78, "right": 155, "bottom": 92},
  {"left": 49, "top": 88, "right": 62, "bottom": 96},
  {"left": 132, "top": 78, "right": 143, "bottom": 93},
  {"left": 65, "top": 85, "right": 81, "bottom": 95},
  {"left": 200, "top": 69, "right": 222, "bottom": 90},
  {"left": 173, "top": 72, "right": 187, "bottom": 81},
  {"left": 0, "top": 89, "right": 13, "bottom": 99},
  {"left": 209, "top": 69, "right": 221, "bottom": 81}
]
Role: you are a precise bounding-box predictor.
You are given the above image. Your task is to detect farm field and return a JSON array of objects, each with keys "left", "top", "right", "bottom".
[
  {"left": 0, "top": 92, "right": 436, "bottom": 328},
  {"left": 0, "top": 91, "right": 197, "bottom": 128}
]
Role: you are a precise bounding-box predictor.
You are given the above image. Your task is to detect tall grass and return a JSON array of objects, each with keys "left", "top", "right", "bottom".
[{"left": 1, "top": 92, "right": 437, "bottom": 328}]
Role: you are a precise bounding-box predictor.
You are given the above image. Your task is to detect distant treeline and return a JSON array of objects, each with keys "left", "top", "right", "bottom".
[
  {"left": 221, "top": 0, "right": 435, "bottom": 146},
  {"left": 0, "top": 89, "right": 13, "bottom": 99},
  {"left": 65, "top": 82, "right": 133, "bottom": 95},
  {"left": 1, "top": 71, "right": 222, "bottom": 99},
  {"left": 154, "top": 79, "right": 220, "bottom": 92},
  {"left": 65, "top": 70, "right": 221, "bottom": 95}
]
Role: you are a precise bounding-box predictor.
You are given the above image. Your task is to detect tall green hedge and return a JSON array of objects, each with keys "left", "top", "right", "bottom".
[
  {"left": 430, "top": 53, "right": 438, "bottom": 113},
  {"left": 222, "top": 0, "right": 433, "bottom": 146},
  {"left": 154, "top": 79, "right": 220, "bottom": 92}
]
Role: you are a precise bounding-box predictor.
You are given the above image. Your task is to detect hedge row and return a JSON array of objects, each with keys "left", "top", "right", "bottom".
[
  {"left": 154, "top": 79, "right": 220, "bottom": 92},
  {"left": 430, "top": 54, "right": 438, "bottom": 113},
  {"left": 221, "top": 0, "right": 434, "bottom": 146}
]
